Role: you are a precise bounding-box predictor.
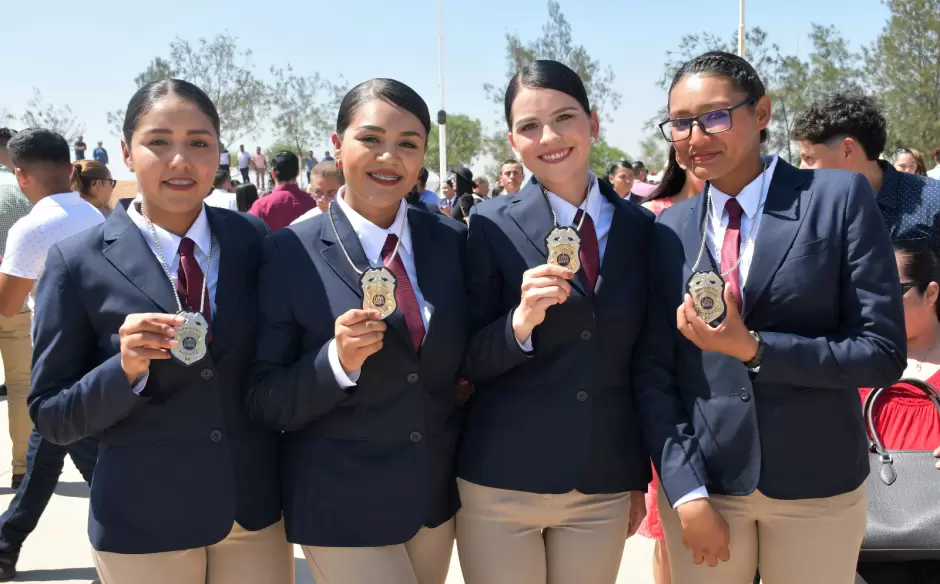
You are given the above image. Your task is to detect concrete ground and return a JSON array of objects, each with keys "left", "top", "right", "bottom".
[{"left": 0, "top": 397, "right": 655, "bottom": 583}]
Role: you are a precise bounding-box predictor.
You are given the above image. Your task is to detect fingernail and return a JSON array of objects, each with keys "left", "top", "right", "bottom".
[
  {"left": 168, "top": 340, "right": 178, "bottom": 347},
  {"left": 167, "top": 328, "right": 176, "bottom": 335}
]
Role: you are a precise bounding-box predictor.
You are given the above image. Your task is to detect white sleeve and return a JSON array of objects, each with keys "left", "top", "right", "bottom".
[
  {"left": 327, "top": 338, "right": 360, "bottom": 388},
  {"left": 673, "top": 487, "right": 709, "bottom": 508},
  {"left": 0, "top": 219, "right": 45, "bottom": 280}
]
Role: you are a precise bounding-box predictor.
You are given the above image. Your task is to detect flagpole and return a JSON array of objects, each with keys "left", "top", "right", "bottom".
[
  {"left": 738, "top": 0, "right": 746, "bottom": 58},
  {"left": 437, "top": 0, "right": 447, "bottom": 186}
]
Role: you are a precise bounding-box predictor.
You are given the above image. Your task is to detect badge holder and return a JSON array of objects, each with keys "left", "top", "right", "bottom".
[
  {"left": 686, "top": 271, "right": 726, "bottom": 326},
  {"left": 359, "top": 267, "right": 398, "bottom": 319}
]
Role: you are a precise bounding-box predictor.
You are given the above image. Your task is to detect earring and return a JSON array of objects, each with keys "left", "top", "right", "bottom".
[
  {"left": 335, "top": 159, "right": 343, "bottom": 169},
  {"left": 591, "top": 137, "right": 597, "bottom": 145}
]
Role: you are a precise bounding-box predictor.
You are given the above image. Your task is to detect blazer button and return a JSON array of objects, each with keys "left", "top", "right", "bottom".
[
  {"left": 580, "top": 330, "right": 592, "bottom": 341},
  {"left": 740, "top": 390, "right": 751, "bottom": 402},
  {"left": 407, "top": 373, "right": 419, "bottom": 384},
  {"left": 200, "top": 368, "right": 213, "bottom": 380},
  {"left": 576, "top": 390, "right": 588, "bottom": 402},
  {"left": 410, "top": 431, "right": 422, "bottom": 443},
  {"left": 210, "top": 430, "right": 223, "bottom": 442}
]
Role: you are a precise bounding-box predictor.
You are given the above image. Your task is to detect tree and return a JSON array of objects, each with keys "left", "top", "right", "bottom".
[
  {"left": 425, "top": 114, "right": 484, "bottom": 172},
  {"left": 108, "top": 33, "right": 269, "bottom": 145},
  {"left": 589, "top": 140, "right": 631, "bottom": 177},
  {"left": 269, "top": 66, "right": 346, "bottom": 155},
  {"left": 865, "top": 0, "right": 940, "bottom": 154},
  {"left": 483, "top": 0, "right": 621, "bottom": 159},
  {"left": 20, "top": 89, "right": 84, "bottom": 142},
  {"left": 482, "top": 130, "right": 515, "bottom": 178},
  {"left": 639, "top": 133, "right": 668, "bottom": 172}
]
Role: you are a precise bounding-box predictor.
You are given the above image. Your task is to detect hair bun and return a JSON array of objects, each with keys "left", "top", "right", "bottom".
[{"left": 73, "top": 163, "right": 82, "bottom": 176}]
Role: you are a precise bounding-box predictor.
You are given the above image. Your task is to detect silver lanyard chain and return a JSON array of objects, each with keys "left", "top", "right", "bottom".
[
  {"left": 140, "top": 205, "right": 212, "bottom": 315},
  {"left": 538, "top": 175, "right": 595, "bottom": 231},
  {"left": 327, "top": 201, "right": 407, "bottom": 276},
  {"left": 691, "top": 161, "right": 768, "bottom": 278}
]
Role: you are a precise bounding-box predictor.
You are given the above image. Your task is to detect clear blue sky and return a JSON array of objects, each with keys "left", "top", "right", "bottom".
[{"left": 3, "top": 0, "right": 889, "bottom": 180}]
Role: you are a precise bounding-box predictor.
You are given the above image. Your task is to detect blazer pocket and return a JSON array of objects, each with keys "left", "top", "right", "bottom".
[{"left": 783, "top": 237, "right": 829, "bottom": 262}]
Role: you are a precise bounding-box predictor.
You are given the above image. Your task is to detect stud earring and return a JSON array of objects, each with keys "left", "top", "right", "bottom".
[{"left": 591, "top": 137, "right": 597, "bottom": 145}]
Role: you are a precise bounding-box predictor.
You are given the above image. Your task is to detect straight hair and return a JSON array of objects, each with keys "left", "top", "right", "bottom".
[
  {"left": 895, "top": 238, "right": 940, "bottom": 319},
  {"left": 123, "top": 79, "right": 220, "bottom": 144},
  {"left": 336, "top": 78, "right": 431, "bottom": 137},
  {"left": 504, "top": 60, "right": 590, "bottom": 129}
]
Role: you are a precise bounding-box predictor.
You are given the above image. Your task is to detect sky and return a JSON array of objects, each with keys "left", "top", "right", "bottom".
[{"left": 3, "top": 0, "right": 890, "bottom": 180}]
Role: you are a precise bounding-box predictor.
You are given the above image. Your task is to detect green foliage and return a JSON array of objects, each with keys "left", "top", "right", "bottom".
[
  {"left": 865, "top": 0, "right": 940, "bottom": 154},
  {"left": 589, "top": 141, "right": 631, "bottom": 177},
  {"left": 269, "top": 66, "right": 346, "bottom": 155},
  {"left": 20, "top": 89, "right": 84, "bottom": 142},
  {"left": 639, "top": 133, "right": 668, "bottom": 172},
  {"left": 425, "top": 114, "right": 484, "bottom": 172}
]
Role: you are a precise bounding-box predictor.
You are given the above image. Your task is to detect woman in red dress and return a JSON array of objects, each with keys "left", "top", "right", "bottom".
[
  {"left": 857, "top": 239, "right": 940, "bottom": 584},
  {"left": 637, "top": 145, "right": 705, "bottom": 584}
]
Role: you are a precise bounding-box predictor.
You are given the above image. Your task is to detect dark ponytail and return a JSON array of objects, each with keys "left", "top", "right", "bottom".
[
  {"left": 647, "top": 146, "right": 687, "bottom": 202},
  {"left": 894, "top": 238, "right": 940, "bottom": 320}
]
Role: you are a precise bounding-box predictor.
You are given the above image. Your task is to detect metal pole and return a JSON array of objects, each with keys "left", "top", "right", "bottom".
[
  {"left": 738, "top": 0, "right": 746, "bottom": 58},
  {"left": 437, "top": 0, "right": 447, "bottom": 187}
]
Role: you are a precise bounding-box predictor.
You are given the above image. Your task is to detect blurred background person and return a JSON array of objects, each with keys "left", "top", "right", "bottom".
[
  {"left": 642, "top": 145, "right": 705, "bottom": 216},
  {"left": 929, "top": 147, "right": 940, "bottom": 180},
  {"left": 252, "top": 147, "right": 267, "bottom": 190},
  {"left": 630, "top": 160, "right": 657, "bottom": 199},
  {"left": 416, "top": 167, "right": 441, "bottom": 206},
  {"left": 92, "top": 141, "right": 108, "bottom": 164},
  {"left": 607, "top": 160, "right": 637, "bottom": 201},
  {"left": 497, "top": 159, "right": 524, "bottom": 195},
  {"left": 249, "top": 150, "right": 313, "bottom": 230},
  {"left": 291, "top": 161, "right": 344, "bottom": 225},
  {"left": 71, "top": 160, "right": 114, "bottom": 216},
  {"left": 893, "top": 147, "right": 928, "bottom": 176},
  {"left": 473, "top": 175, "right": 490, "bottom": 199},
  {"left": 204, "top": 168, "right": 239, "bottom": 211},
  {"left": 236, "top": 183, "right": 259, "bottom": 213}
]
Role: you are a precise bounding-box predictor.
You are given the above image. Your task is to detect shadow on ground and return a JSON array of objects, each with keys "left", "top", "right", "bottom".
[{"left": 14, "top": 566, "right": 97, "bottom": 581}]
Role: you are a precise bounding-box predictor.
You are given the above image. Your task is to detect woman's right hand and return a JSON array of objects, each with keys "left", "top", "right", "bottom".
[
  {"left": 119, "top": 313, "right": 185, "bottom": 384},
  {"left": 512, "top": 264, "right": 573, "bottom": 344},
  {"left": 335, "top": 309, "right": 387, "bottom": 374}
]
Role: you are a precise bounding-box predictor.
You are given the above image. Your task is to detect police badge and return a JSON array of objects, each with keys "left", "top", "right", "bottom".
[
  {"left": 360, "top": 267, "right": 398, "bottom": 319},
  {"left": 545, "top": 226, "right": 582, "bottom": 274},
  {"left": 686, "top": 271, "right": 726, "bottom": 326},
  {"left": 171, "top": 311, "right": 209, "bottom": 366}
]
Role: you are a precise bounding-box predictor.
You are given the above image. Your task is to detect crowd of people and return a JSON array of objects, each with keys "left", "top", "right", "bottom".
[{"left": 0, "top": 49, "right": 937, "bottom": 584}]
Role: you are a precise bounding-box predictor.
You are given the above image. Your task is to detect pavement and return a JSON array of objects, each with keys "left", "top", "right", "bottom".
[{"left": 0, "top": 396, "right": 655, "bottom": 583}]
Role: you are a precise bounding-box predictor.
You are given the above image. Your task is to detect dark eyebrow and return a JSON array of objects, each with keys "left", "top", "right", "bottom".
[
  {"left": 356, "top": 125, "right": 425, "bottom": 139},
  {"left": 514, "top": 106, "right": 581, "bottom": 128},
  {"left": 142, "top": 128, "right": 214, "bottom": 136},
  {"left": 671, "top": 102, "right": 736, "bottom": 117}
]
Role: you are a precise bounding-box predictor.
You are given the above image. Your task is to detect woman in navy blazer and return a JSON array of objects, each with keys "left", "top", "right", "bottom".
[
  {"left": 455, "top": 60, "right": 652, "bottom": 584},
  {"left": 27, "top": 80, "right": 292, "bottom": 584},
  {"left": 248, "top": 79, "right": 468, "bottom": 584}
]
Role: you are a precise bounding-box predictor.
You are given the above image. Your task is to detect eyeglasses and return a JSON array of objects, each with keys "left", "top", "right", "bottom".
[
  {"left": 659, "top": 98, "right": 757, "bottom": 143},
  {"left": 95, "top": 179, "right": 117, "bottom": 188}
]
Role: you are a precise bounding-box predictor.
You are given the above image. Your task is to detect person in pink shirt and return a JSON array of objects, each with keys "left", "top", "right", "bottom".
[
  {"left": 251, "top": 147, "right": 267, "bottom": 190},
  {"left": 629, "top": 160, "right": 658, "bottom": 200}
]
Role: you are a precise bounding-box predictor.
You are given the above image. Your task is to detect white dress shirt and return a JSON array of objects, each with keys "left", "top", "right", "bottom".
[
  {"left": 203, "top": 189, "right": 239, "bottom": 211},
  {"left": 328, "top": 188, "right": 430, "bottom": 388},
  {"left": 674, "top": 155, "right": 778, "bottom": 509},
  {"left": 928, "top": 165, "right": 940, "bottom": 180},
  {"left": 517, "top": 173, "right": 614, "bottom": 351}
]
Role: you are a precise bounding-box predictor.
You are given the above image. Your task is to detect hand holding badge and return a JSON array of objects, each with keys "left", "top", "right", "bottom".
[{"left": 677, "top": 283, "right": 759, "bottom": 362}]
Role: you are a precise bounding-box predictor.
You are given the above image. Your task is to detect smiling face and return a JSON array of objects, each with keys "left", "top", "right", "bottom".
[
  {"left": 668, "top": 74, "right": 769, "bottom": 185},
  {"left": 331, "top": 97, "right": 426, "bottom": 214},
  {"left": 894, "top": 152, "right": 920, "bottom": 174},
  {"left": 121, "top": 93, "right": 218, "bottom": 217},
  {"left": 508, "top": 86, "right": 598, "bottom": 192}
]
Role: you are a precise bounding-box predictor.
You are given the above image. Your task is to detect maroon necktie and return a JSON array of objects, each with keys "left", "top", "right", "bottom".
[
  {"left": 720, "top": 198, "right": 744, "bottom": 310},
  {"left": 176, "top": 237, "right": 212, "bottom": 329},
  {"left": 382, "top": 235, "right": 425, "bottom": 351},
  {"left": 574, "top": 209, "right": 600, "bottom": 292}
]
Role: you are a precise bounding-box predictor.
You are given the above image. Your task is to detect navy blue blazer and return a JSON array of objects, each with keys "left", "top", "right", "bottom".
[
  {"left": 248, "top": 204, "right": 468, "bottom": 547},
  {"left": 27, "top": 201, "right": 282, "bottom": 554},
  {"left": 635, "top": 160, "right": 906, "bottom": 507},
  {"left": 459, "top": 178, "right": 654, "bottom": 494}
]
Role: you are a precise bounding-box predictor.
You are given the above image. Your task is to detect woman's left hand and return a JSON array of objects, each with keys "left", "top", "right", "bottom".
[{"left": 627, "top": 491, "right": 648, "bottom": 538}]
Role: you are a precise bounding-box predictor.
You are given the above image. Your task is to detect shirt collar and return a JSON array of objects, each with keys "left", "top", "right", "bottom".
[
  {"left": 127, "top": 200, "right": 212, "bottom": 259},
  {"left": 876, "top": 160, "right": 901, "bottom": 209},
  {"left": 335, "top": 186, "right": 411, "bottom": 265},
  {"left": 32, "top": 191, "right": 85, "bottom": 211},
  {"left": 542, "top": 172, "right": 604, "bottom": 227},
  {"left": 710, "top": 155, "right": 779, "bottom": 223}
]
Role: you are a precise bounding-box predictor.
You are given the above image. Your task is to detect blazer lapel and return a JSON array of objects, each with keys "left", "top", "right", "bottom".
[
  {"left": 682, "top": 192, "right": 716, "bottom": 274},
  {"left": 102, "top": 201, "right": 180, "bottom": 314},
  {"left": 508, "top": 180, "right": 589, "bottom": 296},
  {"left": 596, "top": 183, "right": 631, "bottom": 295},
  {"left": 320, "top": 203, "right": 370, "bottom": 297},
  {"left": 742, "top": 160, "right": 813, "bottom": 319},
  {"left": 205, "top": 208, "right": 244, "bottom": 356}
]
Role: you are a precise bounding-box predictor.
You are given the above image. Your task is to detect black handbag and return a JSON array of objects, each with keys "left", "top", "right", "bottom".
[{"left": 859, "top": 378, "right": 940, "bottom": 561}]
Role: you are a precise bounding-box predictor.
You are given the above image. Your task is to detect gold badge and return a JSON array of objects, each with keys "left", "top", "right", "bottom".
[
  {"left": 686, "top": 271, "right": 726, "bottom": 326},
  {"left": 545, "top": 226, "right": 582, "bottom": 274},
  {"left": 359, "top": 267, "right": 397, "bottom": 319}
]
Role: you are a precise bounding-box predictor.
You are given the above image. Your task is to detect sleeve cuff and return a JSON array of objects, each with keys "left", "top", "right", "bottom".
[
  {"left": 328, "top": 338, "right": 359, "bottom": 388},
  {"left": 673, "top": 486, "right": 709, "bottom": 508},
  {"left": 131, "top": 371, "right": 150, "bottom": 395},
  {"left": 511, "top": 306, "right": 534, "bottom": 353}
]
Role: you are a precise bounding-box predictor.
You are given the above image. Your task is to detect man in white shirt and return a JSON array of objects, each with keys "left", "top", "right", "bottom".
[
  {"left": 204, "top": 168, "right": 239, "bottom": 211},
  {"left": 0, "top": 128, "right": 102, "bottom": 581},
  {"left": 929, "top": 147, "right": 940, "bottom": 180},
  {"left": 237, "top": 145, "right": 252, "bottom": 184}
]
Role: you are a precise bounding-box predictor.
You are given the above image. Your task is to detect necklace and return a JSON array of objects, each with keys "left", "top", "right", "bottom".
[
  {"left": 140, "top": 203, "right": 212, "bottom": 366},
  {"left": 327, "top": 200, "right": 407, "bottom": 319},
  {"left": 539, "top": 174, "right": 595, "bottom": 274},
  {"left": 686, "top": 161, "right": 769, "bottom": 325},
  {"left": 910, "top": 345, "right": 938, "bottom": 372}
]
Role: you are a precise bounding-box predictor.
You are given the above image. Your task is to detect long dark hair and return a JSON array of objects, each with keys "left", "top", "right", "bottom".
[
  {"left": 504, "top": 60, "right": 590, "bottom": 129},
  {"left": 235, "top": 183, "right": 259, "bottom": 213},
  {"left": 647, "top": 146, "right": 686, "bottom": 201},
  {"left": 895, "top": 238, "right": 940, "bottom": 320}
]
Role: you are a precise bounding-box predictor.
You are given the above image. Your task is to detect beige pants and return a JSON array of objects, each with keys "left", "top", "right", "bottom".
[
  {"left": 659, "top": 483, "right": 868, "bottom": 584},
  {"left": 93, "top": 519, "right": 293, "bottom": 584},
  {"left": 455, "top": 478, "right": 632, "bottom": 584},
  {"left": 302, "top": 518, "right": 455, "bottom": 584},
  {"left": 0, "top": 310, "right": 33, "bottom": 475}
]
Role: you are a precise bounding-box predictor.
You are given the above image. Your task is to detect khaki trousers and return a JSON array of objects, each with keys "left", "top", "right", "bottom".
[
  {"left": 93, "top": 519, "right": 293, "bottom": 584},
  {"left": 659, "top": 483, "right": 868, "bottom": 584},
  {"left": 0, "top": 310, "right": 33, "bottom": 475},
  {"left": 455, "top": 478, "right": 633, "bottom": 584},
  {"left": 302, "top": 518, "right": 455, "bottom": 584}
]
